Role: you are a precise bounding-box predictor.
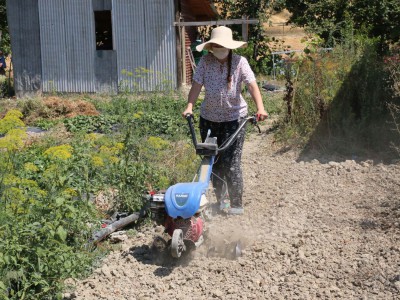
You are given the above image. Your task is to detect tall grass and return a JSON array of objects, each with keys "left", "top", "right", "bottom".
[{"left": 276, "top": 36, "right": 399, "bottom": 158}]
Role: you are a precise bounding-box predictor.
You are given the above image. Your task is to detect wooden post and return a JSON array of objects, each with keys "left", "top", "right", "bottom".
[
  {"left": 174, "top": 0, "right": 182, "bottom": 89},
  {"left": 182, "top": 25, "right": 187, "bottom": 85},
  {"left": 242, "top": 15, "right": 248, "bottom": 42}
]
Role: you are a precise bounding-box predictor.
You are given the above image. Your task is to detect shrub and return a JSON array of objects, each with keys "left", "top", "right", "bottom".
[
  {"left": 0, "top": 91, "right": 201, "bottom": 298},
  {"left": 0, "top": 109, "right": 25, "bottom": 135},
  {"left": 0, "top": 75, "right": 8, "bottom": 98}
]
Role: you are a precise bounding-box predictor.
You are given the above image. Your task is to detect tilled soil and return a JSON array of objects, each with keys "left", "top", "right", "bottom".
[{"left": 69, "top": 125, "right": 400, "bottom": 300}]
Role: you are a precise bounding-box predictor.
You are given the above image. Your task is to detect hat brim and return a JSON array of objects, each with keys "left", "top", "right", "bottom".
[{"left": 196, "top": 39, "right": 247, "bottom": 52}]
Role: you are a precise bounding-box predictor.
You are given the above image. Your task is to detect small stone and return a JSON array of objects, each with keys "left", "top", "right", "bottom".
[
  {"left": 110, "top": 232, "right": 128, "bottom": 243},
  {"left": 213, "top": 289, "right": 224, "bottom": 298},
  {"left": 101, "top": 266, "right": 112, "bottom": 277}
]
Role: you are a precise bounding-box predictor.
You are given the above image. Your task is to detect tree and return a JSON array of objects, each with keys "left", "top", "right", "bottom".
[
  {"left": 350, "top": 0, "right": 400, "bottom": 46},
  {"left": 214, "top": 0, "right": 275, "bottom": 74},
  {"left": 283, "top": 0, "right": 400, "bottom": 48},
  {"left": 0, "top": 0, "right": 10, "bottom": 54}
]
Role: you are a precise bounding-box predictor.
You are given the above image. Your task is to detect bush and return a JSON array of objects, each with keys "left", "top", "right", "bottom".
[
  {"left": 276, "top": 36, "right": 399, "bottom": 156},
  {"left": 0, "top": 75, "right": 7, "bottom": 98},
  {"left": 235, "top": 41, "right": 272, "bottom": 75}
]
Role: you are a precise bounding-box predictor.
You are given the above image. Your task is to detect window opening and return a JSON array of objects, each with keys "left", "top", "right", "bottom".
[{"left": 94, "top": 11, "right": 113, "bottom": 50}]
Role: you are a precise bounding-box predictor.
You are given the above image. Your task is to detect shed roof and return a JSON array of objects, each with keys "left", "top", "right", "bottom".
[{"left": 181, "top": 0, "right": 218, "bottom": 21}]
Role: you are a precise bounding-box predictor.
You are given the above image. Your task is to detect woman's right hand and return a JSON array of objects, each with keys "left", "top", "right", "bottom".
[
  {"left": 182, "top": 107, "right": 193, "bottom": 118},
  {"left": 183, "top": 82, "right": 202, "bottom": 118}
]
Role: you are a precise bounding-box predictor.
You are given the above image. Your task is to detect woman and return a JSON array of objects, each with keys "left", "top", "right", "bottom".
[{"left": 182, "top": 26, "right": 268, "bottom": 215}]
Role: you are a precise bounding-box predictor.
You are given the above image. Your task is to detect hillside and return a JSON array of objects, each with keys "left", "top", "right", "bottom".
[{"left": 265, "top": 10, "right": 306, "bottom": 51}]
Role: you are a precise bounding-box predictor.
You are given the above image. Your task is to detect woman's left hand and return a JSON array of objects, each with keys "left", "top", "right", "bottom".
[{"left": 256, "top": 109, "right": 268, "bottom": 121}]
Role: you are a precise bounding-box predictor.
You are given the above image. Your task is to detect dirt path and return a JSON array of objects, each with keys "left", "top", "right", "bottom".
[{"left": 68, "top": 123, "right": 400, "bottom": 300}]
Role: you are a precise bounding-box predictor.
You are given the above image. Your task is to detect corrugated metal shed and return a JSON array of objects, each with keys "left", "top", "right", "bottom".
[
  {"left": 39, "top": 0, "right": 96, "bottom": 93},
  {"left": 6, "top": 0, "right": 215, "bottom": 96},
  {"left": 113, "top": 0, "right": 176, "bottom": 92},
  {"left": 6, "top": 0, "right": 42, "bottom": 95}
]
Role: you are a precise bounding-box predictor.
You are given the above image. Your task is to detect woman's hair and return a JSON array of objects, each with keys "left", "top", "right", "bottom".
[{"left": 227, "top": 50, "right": 233, "bottom": 89}]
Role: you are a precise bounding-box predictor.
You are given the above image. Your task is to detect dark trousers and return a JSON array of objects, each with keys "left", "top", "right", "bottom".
[{"left": 199, "top": 116, "right": 247, "bottom": 208}]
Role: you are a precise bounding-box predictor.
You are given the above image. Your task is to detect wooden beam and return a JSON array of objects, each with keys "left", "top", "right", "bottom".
[
  {"left": 173, "top": 19, "right": 259, "bottom": 27},
  {"left": 174, "top": 0, "right": 182, "bottom": 88},
  {"left": 242, "top": 16, "right": 248, "bottom": 42}
]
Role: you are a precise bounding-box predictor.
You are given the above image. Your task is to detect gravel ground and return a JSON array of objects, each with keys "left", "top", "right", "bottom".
[{"left": 68, "top": 123, "right": 400, "bottom": 300}]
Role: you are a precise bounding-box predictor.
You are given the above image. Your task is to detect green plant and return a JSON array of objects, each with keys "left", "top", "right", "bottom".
[
  {"left": 63, "top": 115, "right": 118, "bottom": 133},
  {"left": 0, "top": 75, "right": 8, "bottom": 98},
  {"left": 0, "top": 91, "right": 202, "bottom": 298},
  {"left": 33, "top": 118, "right": 61, "bottom": 130},
  {"left": 236, "top": 41, "right": 272, "bottom": 75},
  {"left": 0, "top": 121, "right": 101, "bottom": 299},
  {"left": 0, "top": 109, "right": 25, "bottom": 135}
]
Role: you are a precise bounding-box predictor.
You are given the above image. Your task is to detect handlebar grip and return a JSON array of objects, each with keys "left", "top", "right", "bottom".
[{"left": 255, "top": 113, "right": 268, "bottom": 121}]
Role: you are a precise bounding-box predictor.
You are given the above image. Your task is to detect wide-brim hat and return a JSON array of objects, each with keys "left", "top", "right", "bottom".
[{"left": 196, "top": 26, "right": 247, "bottom": 52}]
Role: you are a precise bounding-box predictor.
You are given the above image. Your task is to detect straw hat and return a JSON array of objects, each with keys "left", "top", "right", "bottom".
[{"left": 196, "top": 26, "right": 247, "bottom": 52}]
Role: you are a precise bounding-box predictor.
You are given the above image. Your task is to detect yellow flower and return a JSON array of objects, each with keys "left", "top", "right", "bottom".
[
  {"left": 43, "top": 164, "right": 57, "bottom": 179},
  {"left": 92, "top": 155, "right": 104, "bottom": 167},
  {"left": 109, "top": 156, "right": 119, "bottom": 164},
  {"left": 44, "top": 144, "right": 73, "bottom": 160},
  {"left": 0, "top": 109, "right": 25, "bottom": 135},
  {"left": 85, "top": 133, "right": 101, "bottom": 142},
  {"left": 20, "top": 178, "right": 39, "bottom": 188},
  {"left": 147, "top": 136, "right": 169, "bottom": 150},
  {"left": 62, "top": 188, "right": 78, "bottom": 197},
  {"left": 37, "top": 189, "right": 48, "bottom": 197},
  {"left": 0, "top": 128, "right": 27, "bottom": 151},
  {"left": 5, "top": 109, "right": 23, "bottom": 119},
  {"left": 5, "top": 187, "right": 24, "bottom": 203},
  {"left": 115, "top": 143, "right": 124, "bottom": 151},
  {"left": 133, "top": 111, "right": 143, "bottom": 119},
  {"left": 24, "top": 162, "right": 39, "bottom": 172},
  {"left": 2, "top": 174, "right": 19, "bottom": 186},
  {"left": 100, "top": 144, "right": 122, "bottom": 155}
]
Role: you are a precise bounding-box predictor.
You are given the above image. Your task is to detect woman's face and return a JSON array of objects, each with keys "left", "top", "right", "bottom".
[{"left": 210, "top": 44, "right": 230, "bottom": 61}]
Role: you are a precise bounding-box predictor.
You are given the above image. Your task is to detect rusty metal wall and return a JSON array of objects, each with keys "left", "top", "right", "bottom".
[
  {"left": 39, "top": 0, "right": 96, "bottom": 93},
  {"left": 113, "top": 0, "right": 176, "bottom": 92}
]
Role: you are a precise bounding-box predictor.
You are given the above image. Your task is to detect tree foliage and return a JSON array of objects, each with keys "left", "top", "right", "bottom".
[
  {"left": 0, "top": 0, "right": 10, "bottom": 53},
  {"left": 214, "top": 0, "right": 276, "bottom": 74},
  {"left": 284, "top": 0, "right": 400, "bottom": 48}
]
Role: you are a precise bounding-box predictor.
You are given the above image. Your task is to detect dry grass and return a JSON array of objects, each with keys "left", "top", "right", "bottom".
[{"left": 43, "top": 97, "right": 99, "bottom": 118}]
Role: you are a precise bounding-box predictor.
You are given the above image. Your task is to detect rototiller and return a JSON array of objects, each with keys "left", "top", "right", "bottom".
[{"left": 146, "top": 114, "right": 259, "bottom": 258}]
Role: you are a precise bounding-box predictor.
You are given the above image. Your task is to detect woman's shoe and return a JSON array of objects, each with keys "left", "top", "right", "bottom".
[
  {"left": 227, "top": 207, "right": 244, "bottom": 215},
  {"left": 219, "top": 198, "right": 231, "bottom": 211}
]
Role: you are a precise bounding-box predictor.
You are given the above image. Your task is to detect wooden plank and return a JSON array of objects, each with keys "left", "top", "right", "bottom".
[{"left": 174, "top": 19, "right": 259, "bottom": 26}]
